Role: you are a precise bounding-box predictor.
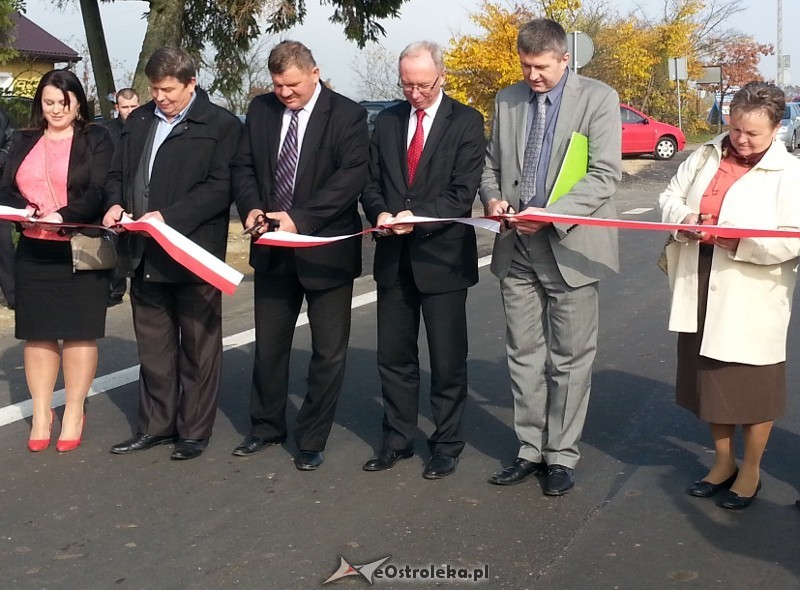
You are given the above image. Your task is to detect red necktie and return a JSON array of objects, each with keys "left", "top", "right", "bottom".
[{"left": 407, "top": 109, "right": 425, "bottom": 185}]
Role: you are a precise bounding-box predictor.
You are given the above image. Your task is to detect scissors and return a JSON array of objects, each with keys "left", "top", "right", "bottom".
[
  {"left": 241, "top": 214, "right": 280, "bottom": 236},
  {"left": 504, "top": 205, "right": 516, "bottom": 230}
]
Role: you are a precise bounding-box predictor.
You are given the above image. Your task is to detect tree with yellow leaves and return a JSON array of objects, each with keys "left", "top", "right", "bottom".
[
  {"left": 444, "top": 1, "right": 532, "bottom": 121},
  {"left": 446, "top": 0, "right": 748, "bottom": 134}
]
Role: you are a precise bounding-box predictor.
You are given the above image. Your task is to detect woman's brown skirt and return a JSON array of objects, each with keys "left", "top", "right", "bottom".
[{"left": 675, "top": 246, "right": 785, "bottom": 424}]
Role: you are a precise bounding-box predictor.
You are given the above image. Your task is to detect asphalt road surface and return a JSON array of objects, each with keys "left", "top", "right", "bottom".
[{"left": 1, "top": 148, "right": 799, "bottom": 589}]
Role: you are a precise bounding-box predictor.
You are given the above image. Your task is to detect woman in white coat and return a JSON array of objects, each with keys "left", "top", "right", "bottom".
[{"left": 658, "top": 82, "right": 800, "bottom": 510}]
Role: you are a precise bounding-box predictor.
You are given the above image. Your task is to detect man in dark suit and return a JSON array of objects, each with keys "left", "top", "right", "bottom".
[
  {"left": 230, "top": 41, "right": 369, "bottom": 470},
  {"left": 103, "top": 48, "right": 242, "bottom": 460},
  {"left": 360, "top": 41, "right": 485, "bottom": 479},
  {"left": 104, "top": 88, "right": 139, "bottom": 306},
  {"left": 480, "top": 19, "right": 621, "bottom": 495}
]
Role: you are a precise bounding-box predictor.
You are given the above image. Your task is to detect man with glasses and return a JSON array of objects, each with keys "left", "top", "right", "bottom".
[{"left": 360, "top": 41, "right": 485, "bottom": 479}]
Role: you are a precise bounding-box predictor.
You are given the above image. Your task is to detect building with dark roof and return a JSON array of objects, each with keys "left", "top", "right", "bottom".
[{"left": 0, "top": 12, "right": 81, "bottom": 97}]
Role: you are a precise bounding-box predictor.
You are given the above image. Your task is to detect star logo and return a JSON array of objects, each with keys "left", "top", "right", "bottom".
[{"left": 323, "top": 556, "right": 391, "bottom": 585}]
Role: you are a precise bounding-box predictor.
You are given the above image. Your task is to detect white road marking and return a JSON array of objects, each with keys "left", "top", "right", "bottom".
[
  {"left": 621, "top": 208, "right": 654, "bottom": 215},
  {"left": 0, "top": 255, "right": 494, "bottom": 428}
]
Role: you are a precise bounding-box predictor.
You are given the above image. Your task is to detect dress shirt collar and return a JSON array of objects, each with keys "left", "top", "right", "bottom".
[
  {"left": 154, "top": 91, "right": 197, "bottom": 124},
  {"left": 529, "top": 67, "right": 569, "bottom": 105},
  {"left": 409, "top": 89, "right": 444, "bottom": 122},
  {"left": 286, "top": 82, "right": 322, "bottom": 116}
]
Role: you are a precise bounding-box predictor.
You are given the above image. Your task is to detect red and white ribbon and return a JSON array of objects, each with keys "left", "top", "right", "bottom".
[
  {"left": 511, "top": 211, "right": 800, "bottom": 239},
  {"left": 254, "top": 215, "right": 502, "bottom": 247},
  {"left": 0, "top": 207, "right": 243, "bottom": 295},
  {"left": 118, "top": 217, "right": 243, "bottom": 295},
  {"left": 252, "top": 211, "right": 800, "bottom": 248},
  {"left": 0, "top": 205, "right": 33, "bottom": 223}
]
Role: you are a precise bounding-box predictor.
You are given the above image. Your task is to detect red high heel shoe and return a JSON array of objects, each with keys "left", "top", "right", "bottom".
[
  {"left": 28, "top": 409, "right": 56, "bottom": 452},
  {"left": 56, "top": 415, "right": 85, "bottom": 453}
]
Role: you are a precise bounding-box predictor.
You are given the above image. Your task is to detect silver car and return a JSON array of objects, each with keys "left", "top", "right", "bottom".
[{"left": 777, "top": 102, "right": 800, "bottom": 152}]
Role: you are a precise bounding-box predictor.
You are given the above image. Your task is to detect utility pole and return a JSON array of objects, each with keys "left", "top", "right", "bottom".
[{"left": 777, "top": 0, "right": 783, "bottom": 87}]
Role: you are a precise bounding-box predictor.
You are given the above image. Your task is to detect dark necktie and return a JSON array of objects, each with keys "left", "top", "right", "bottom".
[
  {"left": 274, "top": 109, "right": 300, "bottom": 211},
  {"left": 407, "top": 109, "right": 425, "bottom": 185},
  {"left": 520, "top": 93, "right": 547, "bottom": 208}
]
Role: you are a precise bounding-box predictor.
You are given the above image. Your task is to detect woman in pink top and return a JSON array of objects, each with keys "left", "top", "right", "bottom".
[{"left": 0, "top": 70, "right": 113, "bottom": 453}]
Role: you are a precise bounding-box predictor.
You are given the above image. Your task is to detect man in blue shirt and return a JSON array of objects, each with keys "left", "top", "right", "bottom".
[{"left": 103, "top": 48, "right": 242, "bottom": 461}]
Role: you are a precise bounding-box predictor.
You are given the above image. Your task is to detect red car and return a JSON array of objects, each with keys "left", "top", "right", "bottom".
[{"left": 620, "top": 103, "right": 686, "bottom": 160}]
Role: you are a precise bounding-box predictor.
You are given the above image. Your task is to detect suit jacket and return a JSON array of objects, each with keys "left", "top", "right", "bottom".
[
  {"left": 479, "top": 73, "right": 622, "bottom": 287},
  {"left": 0, "top": 124, "right": 113, "bottom": 222},
  {"left": 105, "top": 88, "right": 242, "bottom": 283},
  {"left": 232, "top": 85, "right": 369, "bottom": 290},
  {"left": 103, "top": 117, "right": 123, "bottom": 148},
  {"left": 361, "top": 94, "right": 485, "bottom": 293}
]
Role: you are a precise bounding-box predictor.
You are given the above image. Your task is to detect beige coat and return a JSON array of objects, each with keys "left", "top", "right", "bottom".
[{"left": 658, "top": 135, "right": 800, "bottom": 365}]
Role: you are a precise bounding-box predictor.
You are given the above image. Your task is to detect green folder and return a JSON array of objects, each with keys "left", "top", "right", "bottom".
[{"left": 547, "top": 131, "right": 588, "bottom": 205}]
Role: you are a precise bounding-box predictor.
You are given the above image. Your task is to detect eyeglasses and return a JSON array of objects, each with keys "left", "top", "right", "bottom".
[{"left": 397, "top": 76, "right": 440, "bottom": 93}]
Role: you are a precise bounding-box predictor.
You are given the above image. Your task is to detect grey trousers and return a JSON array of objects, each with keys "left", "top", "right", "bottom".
[{"left": 499, "top": 231, "right": 598, "bottom": 469}]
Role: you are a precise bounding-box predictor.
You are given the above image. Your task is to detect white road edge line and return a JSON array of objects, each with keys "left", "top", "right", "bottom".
[{"left": 0, "top": 255, "right": 493, "bottom": 428}]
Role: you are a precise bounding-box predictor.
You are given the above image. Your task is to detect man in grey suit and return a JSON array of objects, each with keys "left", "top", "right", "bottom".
[{"left": 480, "top": 18, "right": 621, "bottom": 496}]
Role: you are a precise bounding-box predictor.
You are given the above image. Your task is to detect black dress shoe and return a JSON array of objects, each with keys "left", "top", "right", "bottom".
[
  {"left": 422, "top": 454, "right": 458, "bottom": 479},
  {"left": 231, "top": 435, "right": 285, "bottom": 457},
  {"left": 107, "top": 295, "right": 124, "bottom": 307},
  {"left": 110, "top": 433, "right": 175, "bottom": 455},
  {"left": 687, "top": 470, "right": 738, "bottom": 498},
  {"left": 171, "top": 438, "right": 208, "bottom": 460},
  {"left": 363, "top": 446, "right": 414, "bottom": 471},
  {"left": 720, "top": 481, "right": 762, "bottom": 510},
  {"left": 295, "top": 450, "right": 323, "bottom": 471},
  {"left": 488, "top": 458, "right": 548, "bottom": 486},
  {"left": 544, "top": 464, "right": 575, "bottom": 496}
]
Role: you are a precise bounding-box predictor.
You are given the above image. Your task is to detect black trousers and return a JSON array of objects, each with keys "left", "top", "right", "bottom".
[
  {"left": 130, "top": 277, "right": 223, "bottom": 440},
  {"left": 249, "top": 270, "right": 354, "bottom": 451},
  {"left": 376, "top": 262, "right": 469, "bottom": 457}
]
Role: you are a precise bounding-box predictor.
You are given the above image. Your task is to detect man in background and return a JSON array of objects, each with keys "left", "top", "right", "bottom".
[
  {"left": 104, "top": 88, "right": 140, "bottom": 306},
  {"left": 0, "top": 104, "right": 15, "bottom": 309}
]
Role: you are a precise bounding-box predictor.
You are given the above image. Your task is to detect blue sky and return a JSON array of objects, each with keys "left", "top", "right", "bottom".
[{"left": 18, "top": 0, "right": 799, "bottom": 100}]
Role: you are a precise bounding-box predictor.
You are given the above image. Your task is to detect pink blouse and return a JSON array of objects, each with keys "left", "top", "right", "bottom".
[
  {"left": 698, "top": 154, "right": 751, "bottom": 244},
  {"left": 16, "top": 135, "right": 72, "bottom": 241}
]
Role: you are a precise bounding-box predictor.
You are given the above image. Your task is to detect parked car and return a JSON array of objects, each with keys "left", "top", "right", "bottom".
[
  {"left": 360, "top": 100, "right": 402, "bottom": 133},
  {"left": 620, "top": 103, "right": 686, "bottom": 160},
  {"left": 777, "top": 102, "right": 800, "bottom": 152}
]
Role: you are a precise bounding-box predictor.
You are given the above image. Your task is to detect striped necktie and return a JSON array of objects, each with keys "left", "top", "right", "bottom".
[
  {"left": 520, "top": 93, "right": 547, "bottom": 208},
  {"left": 274, "top": 109, "right": 300, "bottom": 211}
]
